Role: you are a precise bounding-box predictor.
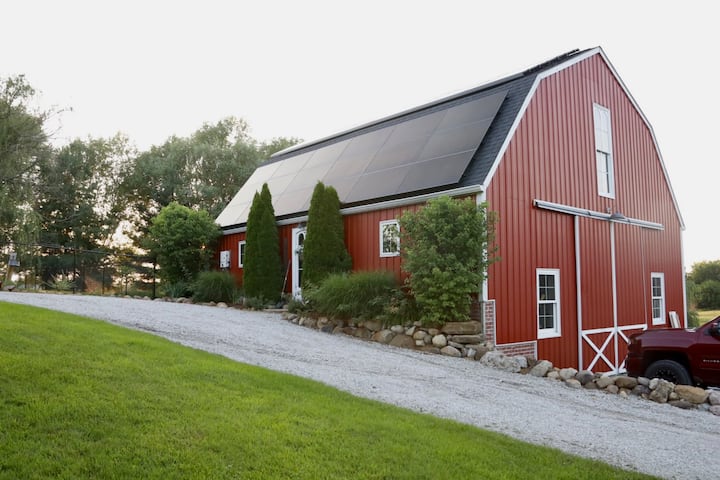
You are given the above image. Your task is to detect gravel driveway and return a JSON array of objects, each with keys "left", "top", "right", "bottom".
[{"left": 2, "top": 292, "right": 718, "bottom": 479}]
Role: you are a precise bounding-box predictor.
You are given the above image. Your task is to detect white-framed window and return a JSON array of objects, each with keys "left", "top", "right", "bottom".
[
  {"left": 537, "top": 268, "right": 561, "bottom": 339},
  {"left": 651, "top": 272, "right": 666, "bottom": 325},
  {"left": 379, "top": 220, "right": 400, "bottom": 257},
  {"left": 593, "top": 103, "right": 615, "bottom": 198},
  {"left": 238, "top": 241, "right": 246, "bottom": 268}
]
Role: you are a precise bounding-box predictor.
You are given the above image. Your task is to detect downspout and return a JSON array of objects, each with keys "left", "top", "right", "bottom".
[
  {"left": 575, "top": 215, "right": 583, "bottom": 370},
  {"left": 610, "top": 221, "right": 619, "bottom": 373}
]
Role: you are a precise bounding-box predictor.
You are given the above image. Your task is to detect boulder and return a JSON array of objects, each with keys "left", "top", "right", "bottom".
[
  {"left": 389, "top": 334, "right": 416, "bottom": 349},
  {"left": 412, "top": 330, "right": 427, "bottom": 341},
  {"left": 614, "top": 376, "right": 638, "bottom": 389},
  {"left": 372, "top": 329, "right": 395, "bottom": 345},
  {"left": 441, "top": 321, "right": 482, "bottom": 335},
  {"left": 649, "top": 379, "right": 674, "bottom": 404},
  {"left": 440, "top": 346, "right": 462, "bottom": 357},
  {"left": 431, "top": 335, "right": 448, "bottom": 348},
  {"left": 448, "top": 334, "right": 485, "bottom": 344},
  {"left": 595, "top": 376, "right": 616, "bottom": 389},
  {"left": 575, "top": 370, "right": 594, "bottom": 385},
  {"left": 674, "top": 385, "right": 709, "bottom": 404},
  {"left": 363, "top": 319, "right": 383, "bottom": 332},
  {"left": 565, "top": 378, "right": 582, "bottom": 389},
  {"left": 710, "top": 405, "right": 720, "bottom": 416},
  {"left": 529, "top": 360, "right": 553, "bottom": 377},
  {"left": 479, "top": 351, "right": 523, "bottom": 373},
  {"left": 558, "top": 368, "right": 578, "bottom": 381},
  {"left": 708, "top": 390, "right": 720, "bottom": 406}
]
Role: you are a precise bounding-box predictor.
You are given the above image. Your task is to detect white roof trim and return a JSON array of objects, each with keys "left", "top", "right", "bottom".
[
  {"left": 221, "top": 184, "right": 484, "bottom": 235},
  {"left": 484, "top": 47, "right": 684, "bottom": 229}
]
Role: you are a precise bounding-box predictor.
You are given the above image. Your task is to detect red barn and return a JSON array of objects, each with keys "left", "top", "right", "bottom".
[{"left": 216, "top": 47, "right": 685, "bottom": 373}]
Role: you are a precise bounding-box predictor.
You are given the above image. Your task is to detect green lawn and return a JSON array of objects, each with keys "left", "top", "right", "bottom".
[
  {"left": 0, "top": 302, "right": 655, "bottom": 479},
  {"left": 698, "top": 309, "right": 720, "bottom": 324}
]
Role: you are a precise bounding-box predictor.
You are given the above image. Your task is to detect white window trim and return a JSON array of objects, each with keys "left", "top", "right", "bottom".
[
  {"left": 379, "top": 219, "right": 400, "bottom": 257},
  {"left": 238, "top": 240, "right": 246, "bottom": 268},
  {"left": 537, "top": 268, "right": 561, "bottom": 339},
  {"left": 651, "top": 272, "right": 666, "bottom": 325},
  {"left": 593, "top": 103, "right": 615, "bottom": 199}
]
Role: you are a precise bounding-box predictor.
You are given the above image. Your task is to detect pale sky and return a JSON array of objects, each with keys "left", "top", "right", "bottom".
[{"left": 2, "top": 1, "right": 718, "bottom": 268}]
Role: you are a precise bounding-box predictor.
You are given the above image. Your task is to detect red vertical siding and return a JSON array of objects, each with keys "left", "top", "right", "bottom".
[{"left": 487, "top": 53, "right": 684, "bottom": 369}]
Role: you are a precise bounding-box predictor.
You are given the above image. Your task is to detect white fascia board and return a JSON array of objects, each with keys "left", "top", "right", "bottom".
[
  {"left": 221, "top": 185, "right": 485, "bottom": 236},
  {"left": 534, "top": 199, "right": 664, "bottom": 230}
]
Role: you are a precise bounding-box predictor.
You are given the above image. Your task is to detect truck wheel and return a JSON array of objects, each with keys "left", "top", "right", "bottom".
[{"left": 645, "top": 360, "right": 692, "bottom": 385}]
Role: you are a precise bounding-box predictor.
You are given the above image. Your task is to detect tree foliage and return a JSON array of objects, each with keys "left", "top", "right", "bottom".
[
  {"left": 688, "top": 260, "right": 720, "bottom": 309},
  {"left": 0, "top": 75, "right": 49, "bottom": 245},
  {"left": 400, "top": 196, "right": 497, "bottom": 325},
  {"left": 119, "top": 117, "right": 299, "bottom": 243},
  {"left": 243, "top": 184, "right": 282, "bottom": 303},
  {"left": 302, "top": 182, "right": 351, "bottom": 288},
  {"left": 145, "top": 202, "right": 220, "bottom": 287}
]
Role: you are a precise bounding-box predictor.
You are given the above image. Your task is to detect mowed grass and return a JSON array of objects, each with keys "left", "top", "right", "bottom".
[
  {"left": 697, "top": 309, "right": 720, "bottom": 324},
  {"left": 0, "top": 302, "right": 655, "bottom": 480}
]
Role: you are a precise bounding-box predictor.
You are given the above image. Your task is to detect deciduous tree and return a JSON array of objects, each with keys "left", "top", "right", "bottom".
[{"left": 400, "top": 196, "right": 497, "bottom": 325}]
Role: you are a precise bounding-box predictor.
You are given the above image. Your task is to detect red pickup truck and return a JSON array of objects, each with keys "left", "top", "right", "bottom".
[{"left": 625, "top": 316, "right": 720, "bottom": 387}]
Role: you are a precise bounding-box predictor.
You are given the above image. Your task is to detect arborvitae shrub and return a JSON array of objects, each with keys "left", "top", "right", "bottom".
[
  {"left": 302, "top": 182, "right": 351, "bottom": 288},
  {"left": 243, "top": 183, "right": 282, "bottom": 303}
]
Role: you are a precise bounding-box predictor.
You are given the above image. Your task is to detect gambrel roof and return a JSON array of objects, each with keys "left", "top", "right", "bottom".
[{"left": 217, "top": 47, "right": 683, "bottom": 229}]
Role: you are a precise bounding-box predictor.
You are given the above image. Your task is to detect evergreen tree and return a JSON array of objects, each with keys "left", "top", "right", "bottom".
[
  {"left": 243, "top": 183, "right": 282, "bottom": 302},
  {"left": 302, "top": 182, "right": 351, "bottom": 288}
]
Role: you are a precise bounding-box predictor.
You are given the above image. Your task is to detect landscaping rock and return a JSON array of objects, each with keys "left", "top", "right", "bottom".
[
  {"left": 529, "top": 360, "right": 553, "bottom": 377},
  {"left": 390, "top": 325, "right": 405, "bottom": 334},
  {"left": 632, "top": 385, "right": 651, "bottom": 397},
  {"left": 708, "top": 390, "right": 720, "bottom": 406},
  {"left": 389, "top": 334, "right": 416, "bottom": 349},
  {"left": 448, "top": 334, "right": 484, "bottom": 344},
  {"left": 575, "top": 370, "right": 594, "bottom": 385},
  {"left": 372, "top": 330, "right": 395, "bottom": 345},
  {"left": 606, "top": 384, "right": 619, "bottom": 394},
  {"left": 412, "top": 330, "right": 427, "bottom": 341},
  {"left": 479, "top": 351, "right": 522, "bottom": 373},
  {"left": 440, "top": 346, "right": 462, "bottom": 357},
  {"left": 595, "top": 376, "right": 616, "bottom": 389},
  {"left": 674, "top": 385, "right": 709, "bottom": 404},
  {"left": 363, "top": 319, "right": 383, "bottom": 332},
  {"left": 565, "top": 378, "right": 582, "bottom": 389},
  {"left": 669, "top": 399, "right": 694, "bottom": 410},
  {"left": 710, "top": 405, "right": 720, "bottom": 416},
  {"left": 614, "top": 376, "right": 638, "bottom": 389},
  {"left": 649, "top": 379, "right": 674, "bottom": 404},
  {"left": 558, "top": 368, "right": 578, "bottom": 381},
  {"left": 431, "top": 335, "right": 447, "bottom": 348},
  {"left": 441, "top": 321, "right": 482, "bottom": 335}
]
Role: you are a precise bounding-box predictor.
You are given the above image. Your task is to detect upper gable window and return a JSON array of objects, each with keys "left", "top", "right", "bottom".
[
  {"left": 379, "top": 220, "right": 400, "bottom": 257},
  {"left": 593, "top": 104, "right": 615, "bottom": 198}
]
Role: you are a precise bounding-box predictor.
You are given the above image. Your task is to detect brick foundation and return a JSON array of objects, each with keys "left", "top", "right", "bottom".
[
  {"left": 495, "top": 341, "right": 537, "bottom": 359},
  {"left": 482, "top": 300, "right": 496, "bottom": 346}
]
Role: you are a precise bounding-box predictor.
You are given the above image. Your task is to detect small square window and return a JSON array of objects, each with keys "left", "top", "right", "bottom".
[{"left": 379, "top": 220, "right": 400, "bottom": 257}]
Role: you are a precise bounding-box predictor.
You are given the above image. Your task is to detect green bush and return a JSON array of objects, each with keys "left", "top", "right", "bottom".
[
  {"left": 162, "top": 281, "right": 193, "bottom": 299},
  {"left": 193, "top": 271, "right": 237, "bottom": 304},
  {"left": 305, "top": 271, "right": 397, "bottom": 321},
  {"left": 401, "top": 196, "right": 497, "bottom": 326},
  {"left": 687, "top": 309, "right": 701, "bottom": 328}
]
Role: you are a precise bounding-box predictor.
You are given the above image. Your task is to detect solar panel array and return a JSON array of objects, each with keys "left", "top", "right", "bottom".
[{"left": 216, "top": 89, "right": 508, "bottom": 227}]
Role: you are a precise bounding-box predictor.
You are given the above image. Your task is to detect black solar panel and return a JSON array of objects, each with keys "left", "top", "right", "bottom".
[{"left": 216, "top": 89, "right": 508, "bottom": 226}]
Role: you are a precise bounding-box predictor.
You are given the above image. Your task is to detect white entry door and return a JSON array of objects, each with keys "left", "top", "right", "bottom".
[{"left": 291, "top": 227, "right": 306, "bottom": 299}]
